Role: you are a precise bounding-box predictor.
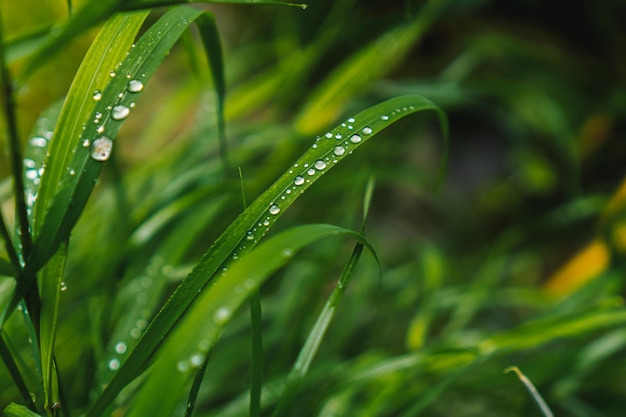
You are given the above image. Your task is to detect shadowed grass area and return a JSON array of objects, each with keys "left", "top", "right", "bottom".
[{"left": 1, "top": 1, "right": 626, "bottom": 416}]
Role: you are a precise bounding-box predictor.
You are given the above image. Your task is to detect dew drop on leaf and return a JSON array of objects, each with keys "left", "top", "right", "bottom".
[
  {"left": 294, "top": 176, "right": 305, "bottom": 186},
  {"left": 350, "top": 134, "right": 362, "bottom": 143},
  {"left": 213, "top": 307, "right": 232, "bottom": 325},
  {"left": 315, "top": 160, "right": 327, "bottom": 170},
  {"left": 362, "top": 127, "right": 373, "bottom": 135},
  {"left": 333, "top": 146, "right": 345, "bottom": 156},
  {"left": 127, "top": 79, "right": 144, "bottom": 93},
  {"left": 93, "top": 90, "right": 103, "bottom": 101},
  {"left": 111, "top": 105, "right": 130, "bottom": 120},
  {"left": 114, "top": 342, "right": 127, "bottom": 354},
  {"left": 108, "top": 359, "right": 120, "bottom": 371},
  {"left": 90, "top": 137, "right": 113, "bottom": 161},
  {"left": 269, "top": 204, "right": 281, "bottom": 215}
]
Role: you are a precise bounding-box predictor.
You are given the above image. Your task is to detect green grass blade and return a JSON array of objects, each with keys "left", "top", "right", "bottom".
[
  {"left": 2, "top": 403, "right": 42, "bottom": 417},
  {"left": 0, "top": 336, "right": 37, "bottom": 413},
  {"left": 18, "top": 0, "right": 128, "bottom": 81},
  {"left": 89, "top": 95, "right": 445, "bottom": 416},
  {"left": 195, "top": 13, "right": 228, "bottom": 168},
  {"left": 294, "top": 0, "right": 449, "bottom": 135},
  {"left": 127, "top": 224, "right": 373, "bottom": 417},
  {"left": 123, "top": 0, "right": 307, "bottom": 10},
  {"left": 272, "top": 180, "right": 376, "bottom": 417},
  {"left": 38, "top": 244, "right": 67, "bottom": 412},
  {"left": 0, "top": 259, "right": 16, "bottom": 277},
  {"left": 505, "top": 367, "right": 554, "bottom": 417},
  {"left": 249, "top": 291, "right": 263, "bottom": 417}
]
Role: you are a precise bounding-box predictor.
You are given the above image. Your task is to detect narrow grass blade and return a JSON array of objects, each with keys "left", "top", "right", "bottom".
[
  {"left": 2, "top": 403, "right": 42, "bottom": 417},
  {"left": 505, "top": 366, "right": 554, "bottom": 417},
  {"left": 183, "top": 350, "right": 212, "bottom": 417},
  {"left": 294, "top": 0, "right": 449, "bottom": 135},
  {"left": 249, "top": 291, "right": 263, "bottom": 417},
  {"left": 123, "top": 0, "right": 307, "bottom": 10},
  {"left": 127, "top": 224, "right": 375, "bottom": 417},
  {"left": 18, "top": 0, "right": 128, "bottom": 81},
  {"left": 38, "top": 244, "right": 67, "bottom": 412},
  {"left": 89, "top": 95, "right": 446, "bottom": 416},
  {"left": 272, "top": 179, "right": 376, "bottom": 417},
  {"left": 0, "top": 336, "right": 37, "bottom": 412}
]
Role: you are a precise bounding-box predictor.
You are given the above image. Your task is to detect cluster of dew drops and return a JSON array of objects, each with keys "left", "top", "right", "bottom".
[{"left": 87, "top": 71, "right": 144, "bottom": 162}]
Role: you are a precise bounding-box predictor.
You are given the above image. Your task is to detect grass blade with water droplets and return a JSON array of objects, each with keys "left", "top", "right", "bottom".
[
  {"left": 126, "top": 224, "right": 376, "bottom": 417},
  {"left": 89, "top": 95, "right": 446, "bottom": 416}
]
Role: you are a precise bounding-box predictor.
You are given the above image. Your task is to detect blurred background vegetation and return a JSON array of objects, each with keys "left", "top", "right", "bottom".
[{"left": 2, "top": 0, "right": 626, "bottom": 415}]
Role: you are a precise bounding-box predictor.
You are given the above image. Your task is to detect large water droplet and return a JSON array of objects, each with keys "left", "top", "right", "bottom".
[
  {"left": 307, "top": 168, "right": 315, "bottom": 176},
  {"left": 127, "top": 79, "right": 144, "bottom": 93},
  {"left": 111, "top": 105, "right": 130, "bottom": 120},
  {"left": 294, "top": 176, "right": 305, "bottom": 186},
  {"left": 90, "top": 137, "right": 113, "bottom": 161},
  {"left": 350, "top": 134, "right": 362, "bottom": 144},
  {"left": 314, "top": 160, "right": 327, "bottom": 170},
  {"left": 269, "top": 204, "right": 280, "bottom": 215},
  {"left": 93, "top": 90, "right": 102, "bottom": 101},
  {"left": 362, "top": 127, "right": 373, "bottom": 135},
  {"left": 333, "top": 146, "right": 345, "bottom": 156}
]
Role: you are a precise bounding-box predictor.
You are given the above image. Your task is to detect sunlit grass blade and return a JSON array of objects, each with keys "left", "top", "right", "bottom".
[
  {"left": 88, "top": 95, "right": 446, "bottom": 416},
  {"left": 126, "top": 224, "right": 376, "bottom": 417},
  {"left": 123, "top": 0, "right": 308, "bottom": 10},
  {"left": 294, "top": 0, "right": 450, "bottom": 135}
]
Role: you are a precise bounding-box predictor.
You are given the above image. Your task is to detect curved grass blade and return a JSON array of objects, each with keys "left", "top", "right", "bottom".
[
  {"left": 505, "top": 366, "right": 554, "bottom": 417},
  {"left": 127, "top": 224, "right": 376, "bottom": 417},
  {"left": 294, "top": 0, "right": 450, "bottom": 135},
  {"left": 272, "top": 178, "right": 375, "bottom": 417},
  {"left": 0, "top": 336, "right": 37, "bottom": 413},
  {"left": 38, "top": 244, "right": 67, "bottom": 413},
  {"left": 4, "top": 6, "right": 226, "bottom": 327},
  {"left": 90, "top": 95, "right": 446, "bottom": 416},
  {"left": 122, "top": 0, "right": 307, "bottom": 10}
]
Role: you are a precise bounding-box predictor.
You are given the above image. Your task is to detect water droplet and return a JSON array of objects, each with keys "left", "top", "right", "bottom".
[
  {"left": 246, "top": 231, "right": 255, "bottom": 240},
  {"left": 350, "top": 134, "right": 362, "bottom": 144},
  {"left": 109, "top": 71, "right": 116, "bottom": 77},
  {"left": 213, "top": 307, "right": 231, "bottom": 325},
  {"left": 60, "top": 282, "right": 67, "bottom": 291},
  {"left": 97, "top": 125, "right": 105, "bottom": 134},
  {"left": 315, "top": 160, "right": 327, "bottom": 170},
  {"left": 381, "top": 115, "right": 389, "bottom": 121},
  {"left": 25, "top": 170, "right": 38, "bottom": 180},
  {"left": 269, "top": 204, "right": 280, "bottom": 215},
  {"left": 130, "top": 328, "right": 141, "bottom": 338},
  {"left": 335, "top": 133, "right": 343, "bottom": 139},
  {"left": 325, "top": 132, "right": 332, "bottom": 139},
  {"left": 347, "top": 117, "right": 355, "bottom": 123},
  {"left": 283, "top": 248, "right": 294, "bottom": 257},
  {"left": 263, "top": 218, "right": 270, "bottom": 226},
  {"left": 82, "top": 139, "right": 90, "bottom": 147},
  {"left": 115, "top": 342, "right": 127, "bottom": 354},
  {"left": 307, "top": 168, "right": 316, "bottom": 176},
  {"left": 190, "top": 353, "right": 204, "bottom": 367},
  {"left": 176, "top": 361, "right": 190, "bottom": 373},
  {"left": 312, "top": 144, "right": 317, "bottom": 149},
  {"left": 294, "top": 176, "right": 305, "bottom": 186},
  {"left": 111, "top": 105, "right": 130, "bottom": 120},
  {"left": 127, "top": 79, "right": 144, "bottom": 93},
  {"left": 90, "top": 137, "right": 113, "bottom": 161},
  {"left": 69, "top": 169, "right": 75, "bottom": 176},
  {"left": 333, "top": 146, "right": 346, "bottom": 156},
  {"left": 93, "top": 90, "right": 102, "bottom": 101},
  {"left": 108, "top": 358, "right": 120, "bottom": 371},
  {"left": 117, "top": 92, "right": 124, "bottom": 99},
  {"left": 24, "top": 159, "right": 36, "bottom": 168},
  {"left": 30, "top": 137, "right": 47, "bottom": 147},
  {"left": 362, "top": 127, "right": 373, "bottom": 135}
]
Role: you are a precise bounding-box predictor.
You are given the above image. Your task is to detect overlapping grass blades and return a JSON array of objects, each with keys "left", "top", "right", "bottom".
[{"left": 89, "top": 95, "right": 447, "bottom": 416}]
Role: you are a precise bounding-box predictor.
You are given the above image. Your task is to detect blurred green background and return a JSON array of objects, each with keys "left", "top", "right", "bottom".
[{"left": 2, "top": 0, "right": 626, "bottom": 415}]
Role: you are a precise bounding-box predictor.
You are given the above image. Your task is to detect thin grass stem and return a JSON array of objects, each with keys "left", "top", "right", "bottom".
[{"left": 0, "top": 333, "right": 38, "bottom": 412}]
